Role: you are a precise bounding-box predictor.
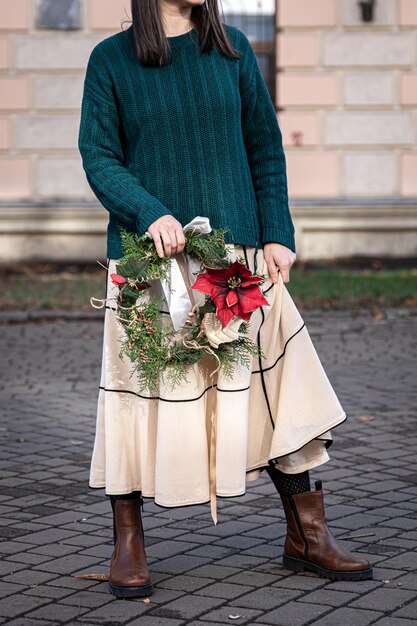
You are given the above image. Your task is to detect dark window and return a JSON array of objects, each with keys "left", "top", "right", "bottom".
[
  {"left": 36, "top": 0, "right": 82, "bottom": 31},
  {"left": 224, "top": 11, "right": 276, "bottom": 104}
]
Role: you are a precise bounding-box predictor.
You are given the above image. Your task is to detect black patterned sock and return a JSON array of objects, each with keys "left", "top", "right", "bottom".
[
  {"left": 108, "top": 490, "right": 142, "bottom": 501},
  {"left": 265, "top": 465, "right": 311, "bottom": 497}
]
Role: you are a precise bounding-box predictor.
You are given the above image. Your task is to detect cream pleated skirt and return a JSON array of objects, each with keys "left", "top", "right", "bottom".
[{"left": 89, "top": 244, "right": 347, "bottom": 523}]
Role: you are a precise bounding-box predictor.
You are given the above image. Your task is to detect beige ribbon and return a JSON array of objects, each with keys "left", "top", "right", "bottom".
[
  {"left": 176, "top": 250, "right": 219, "bottom": 525},
  {"left": 176, "top": 251, "right": 198, "bottom": 309},
  {"left": 207, "top": 382, "right": 218, "bottom": 525},
  {"left": 145, "top": 216, "right": 212, "bottom": 331}
]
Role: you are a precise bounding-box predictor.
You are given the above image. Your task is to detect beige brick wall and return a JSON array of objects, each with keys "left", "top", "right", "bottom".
[
  {"left": 0, "top": 0, "right": 416, "bottom": 262},
  {"left": 0, "top": 0, "right": 130, "bottom": 201},
  {"left": 276, "top": 0, "right": 417, "bottom": 198}
]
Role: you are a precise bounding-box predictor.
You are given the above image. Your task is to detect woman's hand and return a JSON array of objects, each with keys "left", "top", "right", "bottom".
[
  {"left": 147, "top": 215, "right": 186, "bottom": 258},
  {"left": 263, "top": 242, "right": 296, "bottom": 284}
]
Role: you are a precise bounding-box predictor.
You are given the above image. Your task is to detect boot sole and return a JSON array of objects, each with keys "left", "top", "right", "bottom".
[
  {"left": 283, "top": 554, "right": 373, "bottom": 581},
  {"left": 109, "top": 581, "right": 154, "bottom": 599}
]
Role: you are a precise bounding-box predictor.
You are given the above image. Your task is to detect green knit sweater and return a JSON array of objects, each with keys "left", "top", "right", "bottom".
[{"left": 78, "top": 24, "right": 296, "bottom": 259}]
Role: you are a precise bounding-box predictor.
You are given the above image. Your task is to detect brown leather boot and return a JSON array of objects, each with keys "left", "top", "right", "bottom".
[
  {"left": 280, "top": 480, "right": 373, "bottom": 581},
  {"left": 109, "top": 495, "right": 154, "bottom": 598}
]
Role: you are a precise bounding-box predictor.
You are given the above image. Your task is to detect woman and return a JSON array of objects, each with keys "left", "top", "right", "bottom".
[{"left": 78, "top": 0, "right": 373, "bottom": 600}]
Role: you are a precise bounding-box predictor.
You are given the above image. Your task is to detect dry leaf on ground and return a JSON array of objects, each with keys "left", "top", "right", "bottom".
[
  {"left": 73, "top": 573, "right": 110, "bottom": 581},
  {"left": 355, "top": 414, "right": 374, "bottom": 422}
]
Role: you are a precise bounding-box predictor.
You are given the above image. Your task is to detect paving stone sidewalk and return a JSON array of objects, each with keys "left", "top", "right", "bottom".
[{"left": 0, "top": 307, "right": 416, "bottom": 626}]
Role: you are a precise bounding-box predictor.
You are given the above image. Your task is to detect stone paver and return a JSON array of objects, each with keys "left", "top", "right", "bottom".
[{"left": 0, "top": 307, "right": 416, "bottom": 624}]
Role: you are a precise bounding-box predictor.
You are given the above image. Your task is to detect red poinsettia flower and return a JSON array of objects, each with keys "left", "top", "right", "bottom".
[
  {"left": 191, "top": 260, "right": 269, "bottom": 328},
  {"left": 110, "top": 273, "right": 128, "bottom": 286}
]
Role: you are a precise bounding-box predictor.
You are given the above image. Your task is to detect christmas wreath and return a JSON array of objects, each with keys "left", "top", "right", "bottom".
[{"left": 91, "top": 218, "right": 270, "bottom": 393}]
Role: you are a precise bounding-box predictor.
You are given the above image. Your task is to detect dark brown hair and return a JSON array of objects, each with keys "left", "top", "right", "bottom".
[{"left": 124, "top": 0, "right": 240, "bottom": 67}]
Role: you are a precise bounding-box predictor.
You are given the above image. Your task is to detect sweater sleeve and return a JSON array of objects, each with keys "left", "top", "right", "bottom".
[
  {"left": 78, "top": 44, "right": 173, "bottom": 235},
  {"left": 238, "top": 31, "right": 296, "bottom": 253}
]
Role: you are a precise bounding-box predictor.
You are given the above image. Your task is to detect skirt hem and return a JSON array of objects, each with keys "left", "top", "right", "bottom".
[
  {"left": 88, "top": 413, "right": 344, "bottom": 507},
  {"left": 88, "top": 449, "right": 330, "bottom": 511},
  {"left": 265, "top": 410, "right": 347, "bottom": 467}
]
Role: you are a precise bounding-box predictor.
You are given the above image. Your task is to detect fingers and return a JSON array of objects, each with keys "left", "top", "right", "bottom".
[
  {"left": 147, "top": 216, "right": 186, "bottom": 258},
  {"left": 175, "top": 227, "right": 186, "bottom": 254},
  {"left": 160, "top": 226, "right": 187, "bottom": 257},
  {"left": 150, "top": 228, "right": 165, "bottom": 258},
  {"left": 279, "top": 262, "right": 290, "bottom": 284},
  {"left": 160, "top": 229, "right": 173, "bottom": 258},
  {"left": 266, "top": 257, "right": 279, "bottom": 284},
  {"left": 264, "top": 244, "right": 296, "bottom": 285},
  {"left": 267, "top": 260, "right": 289, "bottom": 284}
]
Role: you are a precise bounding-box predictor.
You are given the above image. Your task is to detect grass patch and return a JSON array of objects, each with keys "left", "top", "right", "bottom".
[
  {"left": 1, "top": 260, "right": 416, "bottom": 312},
  {"left": 1, "top": 263, "right": 106, "bottom": 312},
  {"left": 289, "top": 267, "right": 417, "bottom": 311}
]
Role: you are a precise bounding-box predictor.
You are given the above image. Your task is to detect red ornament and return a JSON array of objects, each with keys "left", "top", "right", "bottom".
[{"left": 191, "top": 260, "right": 269, "bottom": 328}]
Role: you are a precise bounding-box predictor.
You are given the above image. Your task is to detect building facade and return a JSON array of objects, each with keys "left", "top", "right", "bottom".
[{"left": 0, "top": 0, "right": 416, "bottom": 261}]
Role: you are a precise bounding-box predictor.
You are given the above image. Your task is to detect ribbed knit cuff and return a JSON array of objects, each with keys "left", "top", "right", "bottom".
[{"left": 262, "top": 227, "right": 296, "bottom": 253}]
